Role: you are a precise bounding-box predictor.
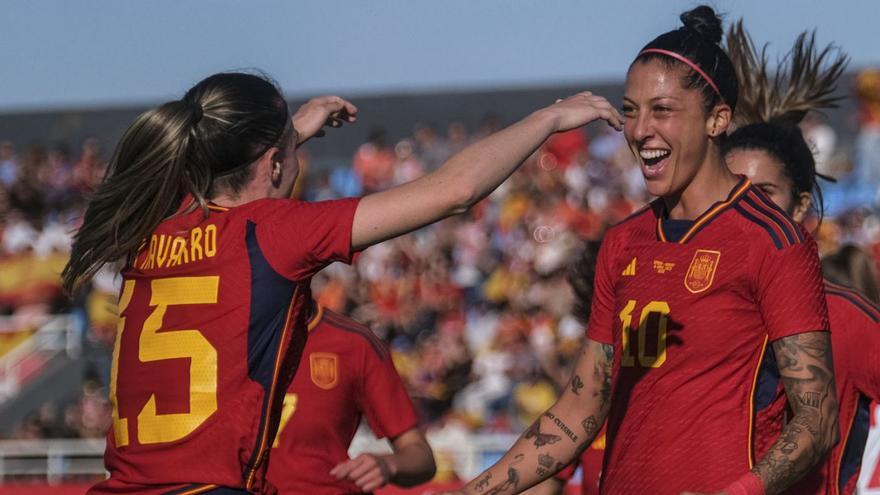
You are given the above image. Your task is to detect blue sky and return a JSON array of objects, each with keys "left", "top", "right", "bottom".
[{"left": 2, "top": 0, "right": 877, "bottom": 111}]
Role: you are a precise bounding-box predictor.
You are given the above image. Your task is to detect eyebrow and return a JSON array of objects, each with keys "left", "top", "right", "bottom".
[{"left": 622, "top": 96, "right": 682, "bottom": 105}]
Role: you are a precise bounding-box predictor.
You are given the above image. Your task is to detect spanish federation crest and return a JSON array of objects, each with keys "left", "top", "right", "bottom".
[
  {"left": 684, "top": 249, "right": 720, "bottom": 294},
  {"left": 309, "top": 352, "right": 339, "bottom": 390}
]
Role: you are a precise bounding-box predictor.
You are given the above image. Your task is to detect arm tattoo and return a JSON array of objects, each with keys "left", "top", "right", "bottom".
[
  {"left": 475, "top": 472, "right": 491, "bottom": 492},
  {"left": 576, "top": 415, "right": 601, "bottom": 453},
  {"left": 543, "top": 412, "right": 579, "bottom": 443},
  {"left": 524, "top": 419, "right": 562, "bottom": 448},
  {"left": 484, "top": 455, "right": 524, "bottom": 495},
  {"left": 753, "top": 333, "right": 839, "bottom": 495},
  {"left": 571, "top": 374, "right": 584, "bottom": 395},
  {"left": 536, "top": 453, "right": 555, "bottom": 477},
  {"left": 590, "top": 343, "right": 614, "bottom": 410}
]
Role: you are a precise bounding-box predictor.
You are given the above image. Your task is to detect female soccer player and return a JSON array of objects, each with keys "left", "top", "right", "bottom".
[
  {"left": 61, "top": 72, "right": 622, "bottom": 494},
  {"left": 724, "top": 21, "right": 878, "bottom": 495},
  {"left": 446, "top": 6, "right": 838, "bottom": 495},
  {"left": 267, "top": 303, "right": 435, "bottom": 494}
]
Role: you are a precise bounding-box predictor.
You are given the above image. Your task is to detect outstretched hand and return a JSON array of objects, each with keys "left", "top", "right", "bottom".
[
  {"left": 291, "top": 95, "right": 358, "bottom": 145},
  {"left": 539, "top": 91, "right": 624, "bottom": 133}
]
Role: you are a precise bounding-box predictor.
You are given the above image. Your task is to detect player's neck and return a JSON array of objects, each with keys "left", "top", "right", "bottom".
[
  {"left": 209, "top": 180, "right": 272, "bottom": 208},
  {"left": 664, "top": 154, "right": 740, "bottom": 221}
]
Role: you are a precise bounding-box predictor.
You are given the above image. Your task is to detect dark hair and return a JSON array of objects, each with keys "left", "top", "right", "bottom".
[
  {"left": 723, "top": 121, "right": 826, "bottom": 220},
  {"left": 722, "top": 20, "right": 848, "bottom": 224},
  {"left": 633, "top": 5, "right": 738, "bottom": 113},
  {"left": 567, "top": 240, "right": 603, "bottom": 325},
  {"left": 822, "top": 245, "right": 880, "bottom": 303},
  {"left": 62, "top": 72, "right": 290, "bottom": 294}
]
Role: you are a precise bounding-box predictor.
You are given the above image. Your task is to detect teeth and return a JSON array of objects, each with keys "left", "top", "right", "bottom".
[{"left": 639, "top": 149, "right": 670, "bottom": 160}]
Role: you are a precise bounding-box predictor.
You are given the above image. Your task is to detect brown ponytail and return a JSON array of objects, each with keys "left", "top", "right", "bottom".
[{"left": 62, "top": 72, "right": 289, "bottom": 294}]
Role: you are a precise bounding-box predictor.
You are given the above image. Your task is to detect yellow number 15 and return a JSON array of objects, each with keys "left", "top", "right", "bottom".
[{"left": 110, "top": 276, "right": 220, "bottom": 446}]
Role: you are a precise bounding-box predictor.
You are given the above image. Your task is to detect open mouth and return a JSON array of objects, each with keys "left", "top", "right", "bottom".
[{"left": 639, "top": 149, "right": 671, "bottom": 178}]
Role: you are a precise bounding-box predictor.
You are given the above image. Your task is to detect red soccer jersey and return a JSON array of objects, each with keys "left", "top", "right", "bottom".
[
  {"left": 90, "top": 197, "right": 360, "bottom": 495},
  {"left": 266, "top": 305, "right": 419, "bottom": 494},
  {"left": 781, "top": 281, "right": 880, "bottom": 495},
  {"left": 586, "top": 178, "right": 829, "bottom": 494}
]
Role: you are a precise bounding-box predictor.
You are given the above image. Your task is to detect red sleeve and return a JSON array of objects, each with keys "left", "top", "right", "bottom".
[
  {"left": 755, "top": 234, "right": 829, "bottom": 341},
  {"left": 586, "top": 234, "right": 618, "bottom": 344},
  {"left": 834, "top": 306, "right": 880, "bottom": 402},
  {"left": 358, "top": 342, "right": 419, "bottom": 440},
  {"left": 255, "top": 197, "right": 361, "bottom": 281},
  {"left": 554, "top": 461, "right": 578, "bottom": 482}
]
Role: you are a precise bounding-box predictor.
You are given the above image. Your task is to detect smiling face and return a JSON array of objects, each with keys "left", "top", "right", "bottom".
[{"left": 622, "top": 59, "right": 719, "bottom": 199}]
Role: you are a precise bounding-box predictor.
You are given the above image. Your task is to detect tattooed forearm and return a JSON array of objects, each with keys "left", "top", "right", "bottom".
[
  {"left": 474, "top": 472, "right": 491, "bottom": 492},
  {"left": 543, "top": 412, "right": 579, "bottom": 443},
  {"left": 570, "top": 374, "right": 584, "bottom": 395},
  {"left": 524, "top": 419, "right": 562, "bottom": 448},
  {"left": 461, "top": 339, "right": 614, "bottom": 495},
  {"left": 482, "top": 455, "right": 523, "bottom": 495},
  {"left": 753, "top": 332, "right": 839, "bottom": 495},
  {"left": 798, "top": 391, "right": 821, "bottom": 408},
  {"left": 536, "top": 453, "right": 555, "bottom": 477},
  {"left": 590, "top": 343, "right": 614, "bottom": 410}
]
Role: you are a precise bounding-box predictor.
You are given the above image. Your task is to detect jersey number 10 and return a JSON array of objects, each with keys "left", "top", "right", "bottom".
[{"left": 618, "top": 299, "right": 670, "bottom": 368}]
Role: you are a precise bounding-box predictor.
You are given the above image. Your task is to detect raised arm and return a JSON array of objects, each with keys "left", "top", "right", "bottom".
[
  {"left": 447, "top": 338, "right": 613, "bottom": 495},
  {"left": 350, "top": 93, "right": 623, "bottom": 250},
  {"left": 752, "top": 331, "right": 839, "bottom": 494}
]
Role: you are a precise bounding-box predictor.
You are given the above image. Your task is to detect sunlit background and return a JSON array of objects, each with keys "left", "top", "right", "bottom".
[{"left": 1, "top": 1, "right": 879, "bottom": 493}]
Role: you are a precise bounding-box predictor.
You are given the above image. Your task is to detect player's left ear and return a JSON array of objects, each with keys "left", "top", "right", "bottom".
[
  {"left": 265, "top": 147, "right": 283, "bottom": 187},
  {"left": 705, "top": 103, "right": 732, "bottom": 138},
  {"left": 791, "top": 191, "right": 813, "bottom": 223}
]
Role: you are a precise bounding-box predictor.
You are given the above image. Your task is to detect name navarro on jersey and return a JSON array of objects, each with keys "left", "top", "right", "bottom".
[{"left": 139, "top": 224, "right": 218, "bottom": 270}]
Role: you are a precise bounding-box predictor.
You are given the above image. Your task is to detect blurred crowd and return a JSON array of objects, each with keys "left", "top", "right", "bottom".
[{"left": 4, "top": 69, "right": 880, "bottom": 441}]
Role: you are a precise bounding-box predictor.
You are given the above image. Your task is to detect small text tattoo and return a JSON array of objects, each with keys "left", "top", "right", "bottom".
[{"left": 544, "top": 412, "right": 579, "bottom": 443}]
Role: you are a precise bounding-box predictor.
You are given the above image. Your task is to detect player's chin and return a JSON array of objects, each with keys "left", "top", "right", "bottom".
[{"left": 643, "top": 172, "right": 676, "bottom": 198}]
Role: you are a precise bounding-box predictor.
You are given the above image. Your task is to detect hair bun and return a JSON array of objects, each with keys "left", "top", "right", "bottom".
[{"left": 680, "top": 5, "right": 723, "bottom": 44}]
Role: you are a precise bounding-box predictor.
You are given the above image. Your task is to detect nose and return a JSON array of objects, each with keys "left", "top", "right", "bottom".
[{"left": 628, "top": 112, "right": 652, "bottom": 144}]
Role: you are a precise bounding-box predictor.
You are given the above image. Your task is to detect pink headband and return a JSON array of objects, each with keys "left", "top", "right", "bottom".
[{"left": 639, "top": 48, "right": 725, "bottom": 104}]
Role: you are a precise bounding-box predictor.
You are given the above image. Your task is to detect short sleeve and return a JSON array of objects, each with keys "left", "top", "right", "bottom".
[
  {"left": 755, "top": 234, "right": 829, "bottom": 341},
  {"left": 358, "top": 343, "right": 420, "bottom": 440},
  {"left": 834, "top": 306, "right": 880, "bottom": 402},
  {"left": 586, "top": 235, "right": 618, "bottom": 344},
  {"left": 255, "top": 197, "right": 361, "bottom": 281},
  {"left": 554, "top": 461, "right": 578, "bottom": 482}
]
